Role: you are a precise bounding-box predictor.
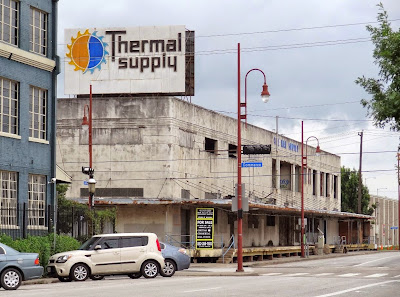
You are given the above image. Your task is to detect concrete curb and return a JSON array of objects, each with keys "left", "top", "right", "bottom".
[{"left": 21, "top": 250, "right": 383, "bottom": 284}]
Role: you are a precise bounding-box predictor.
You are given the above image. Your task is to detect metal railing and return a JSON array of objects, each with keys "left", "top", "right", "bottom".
[{"left": 222, "top": 235, "right": 235, "bottom": 263}]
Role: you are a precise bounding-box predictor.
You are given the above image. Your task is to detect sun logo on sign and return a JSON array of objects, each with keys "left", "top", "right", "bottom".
[{"left": 66, "top": 29, "right": 109, "bottom": 74}]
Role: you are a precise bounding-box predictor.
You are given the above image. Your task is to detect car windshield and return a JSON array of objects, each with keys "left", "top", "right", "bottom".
[{"left": 79, "top": 237, "right": 99, "bottom": 250}]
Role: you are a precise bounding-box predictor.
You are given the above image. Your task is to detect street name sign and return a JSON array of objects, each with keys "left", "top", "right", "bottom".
[
  {"left": 390, "top": 226, "right": 398, "bottom": 230},
  {"left": 241, "top": 162, "right": 262, "bottom": 168}
]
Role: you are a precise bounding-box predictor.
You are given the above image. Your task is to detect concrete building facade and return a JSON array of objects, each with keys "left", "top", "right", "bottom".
[
  {"left": 369, "top": 195, "right": 399, "bottom": 247},
  {"left": 0, "top": 0, "right": 58, "bottom": 235},
  {"left": 57, "top": 96, "right": 368, "bottom": 248}
]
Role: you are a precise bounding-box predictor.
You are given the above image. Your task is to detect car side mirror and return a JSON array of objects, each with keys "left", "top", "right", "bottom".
[{"left": 94, "top": 245, "right": 102, "bottom": 250}]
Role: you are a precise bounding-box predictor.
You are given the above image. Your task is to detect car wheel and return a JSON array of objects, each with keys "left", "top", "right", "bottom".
[
  {"left": 90, "top": 275, "right": 104, "bottom": 281},
  {"left": 1, "top": 268, "right": 22, "bottom": 290},
  {"left": 160, "top": 259, "right": 176, "bottom": 277},
  {"left": 141, "top": 260, "right": 159, "bottom": 278},
  {"left": 70, "top": 263, "right": 89, "bottom": 281},
  {"left": 128, "top": 272, "right": 142, "bottom": 279},
  {"left": 58, "top": 276, "right": 72, "bottom": 282}
]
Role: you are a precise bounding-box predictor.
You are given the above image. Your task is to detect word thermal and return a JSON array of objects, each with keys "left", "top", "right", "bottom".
[{"left": 105, "top": 30, "right": 183, "bottom": 72}]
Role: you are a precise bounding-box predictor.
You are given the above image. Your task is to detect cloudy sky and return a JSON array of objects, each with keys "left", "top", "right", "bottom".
[{"left": 58, "top": 0, "right": 400, "bottom": 199}]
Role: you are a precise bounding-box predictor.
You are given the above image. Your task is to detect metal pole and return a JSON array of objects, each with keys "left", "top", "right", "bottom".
[
  {"left": 236, "top": 43, "right": 244, "bottom": 272},
  {"left": 301, "top": 121, "right": 305, "bottom": 258},
  {"left": 398, "top": 150, "right": 400, "bottom": 248},
  {"left": 358, "top": 131, "right": 363, "bottom": 214},
  {"left": 88, "top": 85, "right": 93, "bottom": 208}
]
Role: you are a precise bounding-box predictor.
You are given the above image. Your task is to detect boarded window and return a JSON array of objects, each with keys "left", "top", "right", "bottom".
[
  {"left": 181, "top": 189, "right": 190, "bottom": 199},
  {"left": 80, "top": 188, "right": 144, "bottom": 197}
]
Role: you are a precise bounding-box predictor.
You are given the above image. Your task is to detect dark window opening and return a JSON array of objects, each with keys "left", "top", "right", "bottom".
[
  {"left": 266, "top": 215, "right": 276, "bottom": 226},
  {"left": 228, "top": 144, "right": 237, "bottom": 158},
  {"left": 333, "top": 175, "right": 337, "bottom": 199},
  {"left": 313, "top": 170, "right": 317, "bottom": 195},
  {"left": 205, "top": 137, "right": 217, "bottom": 154}
]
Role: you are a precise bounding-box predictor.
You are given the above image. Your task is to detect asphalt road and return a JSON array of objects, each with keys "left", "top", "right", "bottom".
[{"left": 3, "top": 252, "right": 400, "bottom": 297}]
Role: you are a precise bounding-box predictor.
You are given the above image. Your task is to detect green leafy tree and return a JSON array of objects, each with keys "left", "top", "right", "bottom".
[
  {"left": 341, "top": 167, "right": 374, "bottom": 215},
  {"left": 355, "top": 3, "right": 400, "bottom": 131}
]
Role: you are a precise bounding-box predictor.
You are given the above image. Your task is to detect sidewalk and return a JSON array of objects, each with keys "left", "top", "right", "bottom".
[{"left": 22, "top": 250, "right": 380, "bottom": 285}]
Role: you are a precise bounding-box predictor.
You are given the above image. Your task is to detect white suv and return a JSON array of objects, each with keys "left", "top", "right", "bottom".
[{"left": 47, "top": 233, "right": 164, "bottom": 281}]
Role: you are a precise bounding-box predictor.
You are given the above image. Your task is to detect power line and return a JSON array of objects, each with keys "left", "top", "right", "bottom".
[{"left": 195, "top": 19, "right": 400, "bottom": 38}]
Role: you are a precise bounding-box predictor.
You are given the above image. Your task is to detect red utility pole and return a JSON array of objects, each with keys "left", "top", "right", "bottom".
[
  {"left": 236, "top": 43, "right": 244, "bottom": 272},
  {"left": 88, "top": 85, "right": 93, "bottom": 208},
  {"left": 398, "top": 150, "right": 400, "bottom": 248},
  {"left": 301, "top": 121, "right": 305, "bottom": 258}
]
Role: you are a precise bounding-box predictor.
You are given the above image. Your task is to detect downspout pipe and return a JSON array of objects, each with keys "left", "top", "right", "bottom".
[{"left": 51, "top": 0, "right": 60, "bottom": 244}]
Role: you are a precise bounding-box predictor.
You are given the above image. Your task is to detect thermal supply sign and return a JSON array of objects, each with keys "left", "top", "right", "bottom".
[
  {"left": 196, "top": 208, "right": 214, "bottom": 250},
  {"left": 64, "top": 25, "right": 188, "bottom": 95}
]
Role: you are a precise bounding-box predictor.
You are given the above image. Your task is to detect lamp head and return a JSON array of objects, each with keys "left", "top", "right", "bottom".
[
  {"left": 82, "top": 115, "right": 89, "bottom": 127},
  {"left": 261, "top": 83, "right": 270, "bottom": 103},
  {"left": 315, "top": 145, "right": 321, "bottom": 156},
  {"left": 87, "top": 177, "right": 96, "bottom": 194}
]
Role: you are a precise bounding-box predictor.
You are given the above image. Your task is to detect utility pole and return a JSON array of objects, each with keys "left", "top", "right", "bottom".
[
  {"left": 398, "top": 144, "right": 400, "bottom": 248},
  {"left": 357, "top": 131, "right": 363, "bottom": 245},
  {"left": 358, "top": 131, "right": 363, "bottom": 214}
]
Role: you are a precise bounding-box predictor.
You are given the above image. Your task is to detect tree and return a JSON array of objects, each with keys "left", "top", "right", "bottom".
[
  {"left": 355, "top": 3, "right": 400, "bottom": 131},
  {"left": 341, "top": 167, "right": 374, "bottom": 215}
]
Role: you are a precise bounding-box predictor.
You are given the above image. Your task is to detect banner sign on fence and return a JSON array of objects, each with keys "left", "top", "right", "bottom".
[{"left": 195, "top": 208, "right": 214, "bottom": 250}]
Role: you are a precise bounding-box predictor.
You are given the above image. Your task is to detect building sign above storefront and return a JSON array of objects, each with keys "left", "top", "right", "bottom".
[{"left": 64, "top": 25, "right": 194, "bottom": 96}]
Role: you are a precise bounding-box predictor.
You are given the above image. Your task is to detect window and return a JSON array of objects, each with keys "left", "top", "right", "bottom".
[
  {"left": 29, "top": 86, "right": 47, "bottom": 140},
  {"left": 121, "top": 236, "right": 148, "bottom": 248},
  {"left": 266, "top": 215, "right": 275, "bottom": 226},
  {"left": 30, "top": 7, "right": 47, "bottom": 55},
  {"left": 205, "top": 137, "right": 217, "bottom": 154},
  {"left": 0, "top": 170, "right": 17, "bottom": 226},
  {"left": 320, "top": 172, "right": 325, "bottom": 197},
  {"left": 99, "top": 238, "right": 119, "bottom": 249},
  {"left": 325, "top": 173, "right": 330, "bottom": 197},
  {"left": 228, "top": 144, "right": 237, "bottom": 158},
  {"left": 181, "top": 189, "right": 190, "bottom": 199},
  {"left": 28, "top": 174, "right": 46, "bottom": 227},
  {"left": 0, "top": 0, "right": 19, "bottom": 45},
  {"left": 333, "top": 175, "right": 338, "bottom": 199},
  {"left": 0, "top": 77, "right": 18, "bottom": 135},
  {"left": 312, "top": 170, "right": 317, "bottom": 195}
]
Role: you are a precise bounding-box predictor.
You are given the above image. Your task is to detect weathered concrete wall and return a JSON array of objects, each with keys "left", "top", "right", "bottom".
[
  {"left": 57, "top": 96, "right": 343, "bottom": 248},
  {"left": 370, "top": 195, "right": 399, "bottom": 246}
]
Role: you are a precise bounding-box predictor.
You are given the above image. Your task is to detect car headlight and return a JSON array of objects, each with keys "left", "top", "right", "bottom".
[{"left": 56, "top": 255, "right": 72, "bottom": 263}]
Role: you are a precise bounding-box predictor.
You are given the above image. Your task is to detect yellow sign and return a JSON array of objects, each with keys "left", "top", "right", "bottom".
[{"left": 196, "top": 208, "right": 214, "bottom": 250}]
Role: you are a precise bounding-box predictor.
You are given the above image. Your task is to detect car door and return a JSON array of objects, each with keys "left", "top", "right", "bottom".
[
  {"left": 120, "top": 236, "right": 148, "bottom": 273},
  {"left": 90, "top": 237, "right": 121, "bottom": 274}
]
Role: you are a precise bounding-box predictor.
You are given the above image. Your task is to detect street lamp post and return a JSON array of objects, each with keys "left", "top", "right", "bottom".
[
  {"left": 237, "top": 43, "right": 270, "bottom": 272},
  {"left": 301, "top": 121, "right": 321, "bottom": 258},
  {"left": 397, "top": 149, "right": 400, "bottom": 248},
  {"left": 82, "top": 85, "right": 94, "bottom": 208}
]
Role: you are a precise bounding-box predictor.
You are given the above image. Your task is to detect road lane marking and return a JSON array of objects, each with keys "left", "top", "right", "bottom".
[
  {"left": 365, "top": 273, "right": 388, "bottom": 278},
  {"left": 353, "top": 255, "right": 399, "bottom": 267},
  {"left": 261, "top": 273, "right": 282, "bottom": 276},
  {"left": 393, "top": 275, "right": 400, "bottom": 278},
  {"left": 285, "top": 273, "right": 310, "bottom": 277},
  {"left": 184, "top": 287, "right": 221, "bottom": 293},
  {"left": 338, "top": 273, "right": 360, "bottom": 277},
  {"left": 315, "top": 273, "right": 334, "bottom": 276},
  {"left": 315, "top": 280, "right": 400, "bottom": 297}
]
